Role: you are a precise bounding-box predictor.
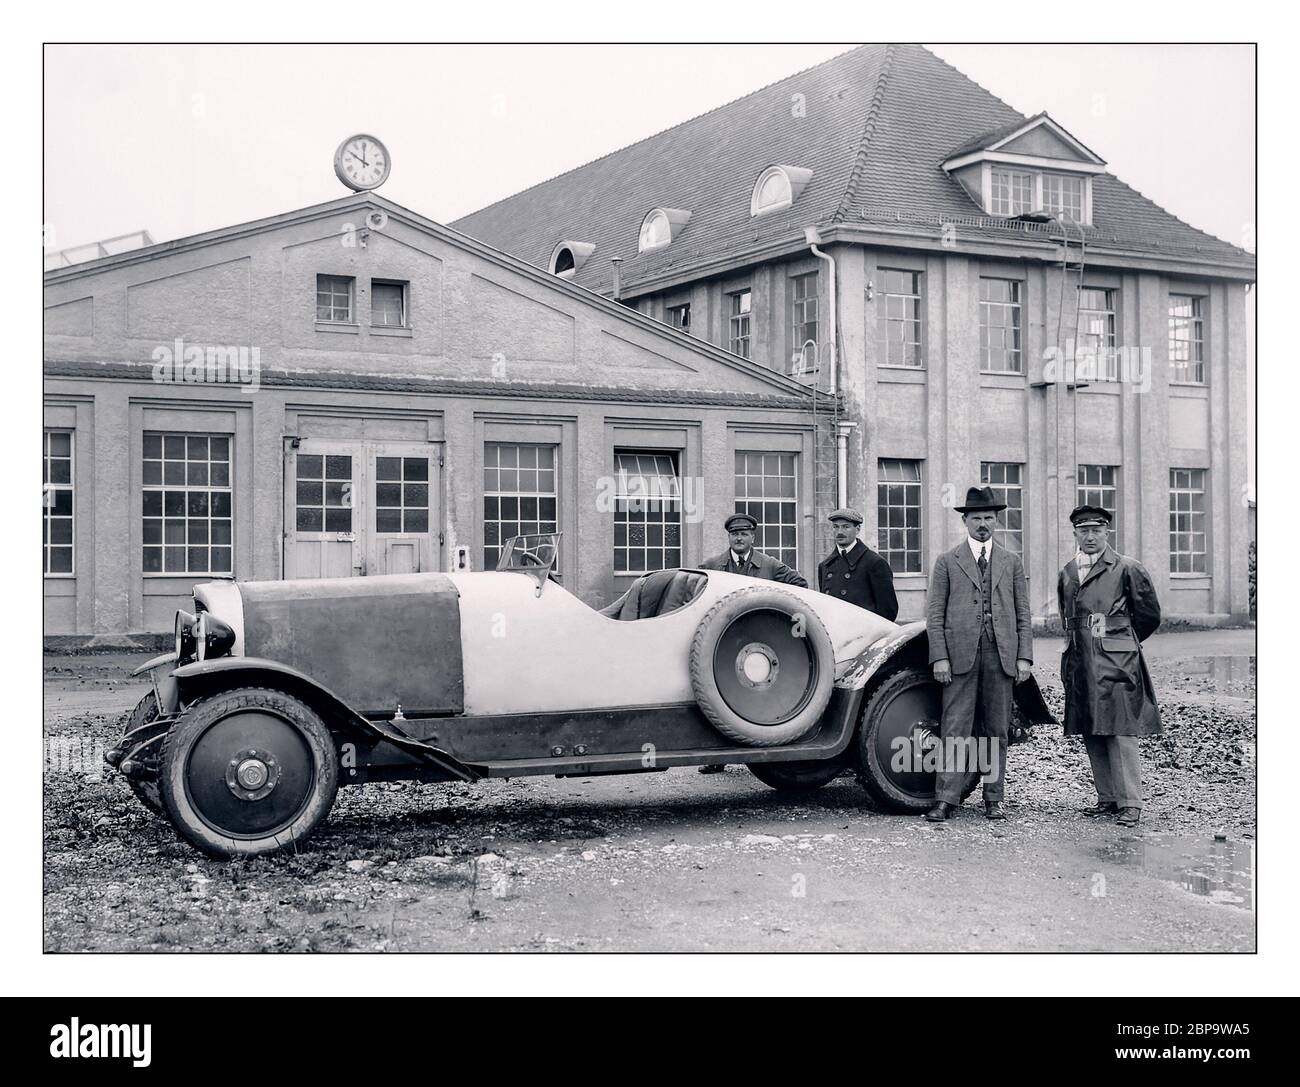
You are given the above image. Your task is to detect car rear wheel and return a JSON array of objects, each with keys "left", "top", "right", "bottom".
[
  {"left": 856, "top": 666, "right": 979, "bottom": 813},
  {"left": 690, "top": 586, "right": 835, "bottom": 747},
  {"left": 747, "top": 753, "right": 849, "bottom": 793},
  {"left": 158, "top": 686, "right": 339, "bottom": 859}
]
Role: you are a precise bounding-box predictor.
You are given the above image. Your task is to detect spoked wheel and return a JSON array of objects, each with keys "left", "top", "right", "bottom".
[
  {"left": 748, "top": 753, "right": 850, "bottom": 793},
  {"left": 856, "top": 666, "right": 979, "bottom": 813},
  {"left": 118, "top": 691, "right": 165, "bottom": 816},
  {"left": 690, "top": 587, "right": 835, "bottom": 747},
  {"left": 158, "top": 687, "right": 339, "bottom": 858}
]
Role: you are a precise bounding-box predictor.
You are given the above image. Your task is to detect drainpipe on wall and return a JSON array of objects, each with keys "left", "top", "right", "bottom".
[
  {"left": 805, "top": 227, "right": 847, "bottom": 510},
  {"left": 610, "top": 258, "right": 622, "bottom": 302}
]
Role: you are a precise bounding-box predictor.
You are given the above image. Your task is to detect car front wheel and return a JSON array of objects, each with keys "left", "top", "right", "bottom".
[{"left": 158, "top": 686, "right": 339, "bottom": 859}]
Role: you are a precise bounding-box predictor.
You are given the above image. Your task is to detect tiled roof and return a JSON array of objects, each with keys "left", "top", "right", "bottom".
[{"left": 452, "top": 44, "right": 1255, "bottom": 291}]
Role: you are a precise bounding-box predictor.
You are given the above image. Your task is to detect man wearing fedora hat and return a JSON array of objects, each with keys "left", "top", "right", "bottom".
[
  {"left": 1058, "top": 504, "right": 1162, "bottom": 828},
  {"left": 697, "top": 511, "right": 807, "bottom": 774},
  {"left": 925, "top": 486, "right": 1034, "bottom": 822},
  {"left": 817, "top": 508, "right": 898, "bottom": 621}
]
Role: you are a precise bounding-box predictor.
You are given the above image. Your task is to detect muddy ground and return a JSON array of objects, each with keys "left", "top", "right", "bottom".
[{"left": 43, "top": 631, "right": 1256, "bottom": 952}]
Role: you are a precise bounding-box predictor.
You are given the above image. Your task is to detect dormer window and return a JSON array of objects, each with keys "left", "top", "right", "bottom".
[
  {"left": 750, "top": 165, "right": 813, "bottom": 217},
  {"left": 549, "top": 240, "right": 595, "bottom": 278},
  {"left": 637, "top": 208, "right": 691, "bottom": 253},
  {"left": 942, "top": 113, "right": 1105, "bottom": 226}
]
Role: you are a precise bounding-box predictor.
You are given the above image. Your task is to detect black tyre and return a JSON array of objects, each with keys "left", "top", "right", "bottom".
[
  {"left": 689, "top": 586, "right": 835, "bottom": 747},
  {"left": 856, "top": 666, "right": 979, "bottom": 813},
  {"left": 119, "top": 691, "right": 165, "bottom": 816},
  {"left": 748, "top": 753, "right": 850, "bottom": 793},
  {"left": 158, "top": 687, "right": 339, "bottom": 859}
]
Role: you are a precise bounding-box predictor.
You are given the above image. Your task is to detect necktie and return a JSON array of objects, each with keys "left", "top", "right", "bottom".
[{"left": 977, "top": 546, "right": 987, "bottom": 577}]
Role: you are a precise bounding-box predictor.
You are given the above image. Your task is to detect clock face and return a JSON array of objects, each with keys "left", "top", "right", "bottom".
[{"left": 334, "top": 134, "right": 391, "bottom": 191}]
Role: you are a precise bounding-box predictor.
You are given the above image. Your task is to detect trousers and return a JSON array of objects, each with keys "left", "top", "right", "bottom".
[
  {"left": 1083, "top": 734, "right": 1143, "bottom": 809},
  {"left": 934, "top": 630, "right": 1011, "bottom": 804}
]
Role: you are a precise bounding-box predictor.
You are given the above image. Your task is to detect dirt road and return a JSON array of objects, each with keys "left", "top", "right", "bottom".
[{"left": 43, "top": 634, "right": 1255, "bottom": 952}]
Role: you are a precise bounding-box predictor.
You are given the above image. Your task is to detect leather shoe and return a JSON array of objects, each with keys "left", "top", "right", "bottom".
[
  {"left": 985, "top": 801, "right": 1006, "bottom": 820},
  {"left": 1080, "top": 801, "right": 1120, "bottom": 817},
  {"left": 1115, "top": 807, "right": 1141, "bottom": 827},
  {"left": 925, "top": 802, "right": 954, "bottom": 822}
]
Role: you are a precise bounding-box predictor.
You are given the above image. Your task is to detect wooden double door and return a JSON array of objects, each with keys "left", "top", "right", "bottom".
[{"left": 285, "top": 439, "right": 441, "bottom": 579}]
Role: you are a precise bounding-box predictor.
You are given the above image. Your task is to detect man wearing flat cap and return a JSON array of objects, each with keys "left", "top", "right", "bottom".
[
  {"left": 925, "top": 486, "right": 1033, "bottom": 822},
  {"left": 1058, "top": 504, "right": 1162, "bottom": 828},
  {"left": 817, "top": 508, "right": 898, "bottom": 621},
  {"left": 699, "top": 512, "right": 808, "bottom": 587}
]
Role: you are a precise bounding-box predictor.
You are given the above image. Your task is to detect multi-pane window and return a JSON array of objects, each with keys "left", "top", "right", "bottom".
[
  {"left": 877, "top": 459, "right": 923, "bottom": 573},
  {"left": 316, "top": 274, "right": 354, "bottom": 323},
  {"left": 728, "top": 290, "right": 752, "bottom": 359},
  {"left": 877, "top": 269, "right": 923, "bottom": 367},
  {"left": 734, "top": 452, "right": 798, "bottom": 568},
  {"left": 980, "top": 462, "right": 1024, "bottom": 557},
  {"left": 1077, "top": 287, "right": 1117, "bottom": 380},
  {"left": 376, "top": 457, "right": 429, "bottom": 533},
  {"left": 43, "top": 430, "right": 73, "bottom": 575},
  {"left": 1077, "top": 464, "right": 1120, "bottom": 548},
  {"left": 1042, "top": 173, "right": 1085, "bottom": 220},
  {"left": 613, "top": 452, "right": 682, "bottom": 574},
  {"left": 990, "top": 169, "right": 1034, "bottom": 216},
  {"left": 665, "top": 303, "right": 691, "bottom": 334},
  {"left": 1169, "top": 468, "right": 1208, "bottom": 574},
  {"left": 483, "top": 443, "right": 558, "bottom": 570},
  {"left": 979, "top": 278, "right": 1023, "bottom": 373},
  {"left": 296, "top": 454, "right": 352, "bottom": 533},
  {"left": 790, "top": 272, "right": 818, "bottom": 368},
  {"left": 1169, "top": 295, "right": 1205, "bottom": 384},
  {"left": 142, "top": 433, "right": 232, "bottom": 574},
  {"left": 371, "top": 280, "right": 407, "bottom": 327}
]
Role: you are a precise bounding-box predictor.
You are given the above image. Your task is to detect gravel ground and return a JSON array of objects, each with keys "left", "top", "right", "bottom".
[{"left": 42, "top": 635, "right": 1255, "bottom": 952}]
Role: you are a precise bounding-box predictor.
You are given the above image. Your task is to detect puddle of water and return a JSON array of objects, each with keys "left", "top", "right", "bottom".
[
  {"left": 1181, "top": 656, "right": 1256, "bottom": 687},
  {"left": 1096, "top": 833, "right": 1254, "bottom": 909}
]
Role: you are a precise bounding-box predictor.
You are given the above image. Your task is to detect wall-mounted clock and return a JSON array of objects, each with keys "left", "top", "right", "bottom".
[{"left": 334, "top": 134, "right": 391, "bottom": 191}]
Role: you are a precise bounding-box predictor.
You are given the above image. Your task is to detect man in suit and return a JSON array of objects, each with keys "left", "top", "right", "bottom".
[
  {"left": 925, "top": 486, "right": 1034, "bottom": 821},
  {"left": 817, "top": 508, "right": 898, "bottom": 621},
  {"left": 698, "top": 512, "right": 807, "bottom": 774},
  {"left": 699, "top": 512, "right": 808, "bottom": 587},
  {"left": 1058, "top": 505, "right": 1162, "bottom": 828}
]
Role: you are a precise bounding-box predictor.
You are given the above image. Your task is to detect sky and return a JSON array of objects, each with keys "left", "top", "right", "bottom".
[{"left": 43, "top": 44, "right": 1254, "bottom": 253}]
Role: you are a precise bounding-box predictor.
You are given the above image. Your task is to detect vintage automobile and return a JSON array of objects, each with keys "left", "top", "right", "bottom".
[{"left": 106, "top": 533, "right": 1055, "bottom": 858}]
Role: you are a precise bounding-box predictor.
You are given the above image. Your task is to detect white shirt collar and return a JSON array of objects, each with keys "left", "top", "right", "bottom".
[
  {"left": 967, "top": 536, "right": 990, "bottom": 562},
  {"left": 731, "top": 550, "right": 751, "bottom": 566}
]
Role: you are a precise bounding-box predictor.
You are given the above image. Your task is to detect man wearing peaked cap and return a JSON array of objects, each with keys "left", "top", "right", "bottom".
[
  {"left": 699, "top": 512, "right": 808, "bottom": 587},
  {"left": 1058, "top": 503, "right": 1162, "bottom": 828},
  {"left": 925, "top": 486, "right": 1034, "bottom": 822},
  {"left": 817, "top": 508, "right": 898, "bottom": 621}
]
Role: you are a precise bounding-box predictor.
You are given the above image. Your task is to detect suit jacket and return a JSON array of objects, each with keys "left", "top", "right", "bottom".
[
  {"left": 699, "top": 548, "right": 808, "bottom": 588},
  {"left": 817, "top": 540, "right": 898, "bottom": 621},
  {"left": 926, "top": 540, "right": 1032, "bottom": 677},
  {"left": 1057, "top": 546, "right": 1161, "bottom": 737}
]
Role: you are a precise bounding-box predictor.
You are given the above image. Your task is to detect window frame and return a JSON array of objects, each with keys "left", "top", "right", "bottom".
[
  {"left": 728, "top": 288, "right": 752, "bottom": 359},
  {"left": 733, "top": 451, "right": 798, "bottom": 569},
  {"left": 980, "top": 461, "right": 1025, "bottom": 557},
  {"left": 316, "top": 274, "right": 356, "bottom": 324},
  {"left": 141, "top": 431, "right": 234, "bottom": 576},
  {"left": 665, "top": 302, "right": 691, "bottom": 335},
  {"left": 990, "top": 169, "right": 1035, "bottom": 216},
  {"left": 979, "top": 277, "right": 1023, "bottom": 374},
  {"left": 1076, "top": 286, "right": 1118, "bottom": 381},
  {"left": 482, "top": 442, "right": 560, "bottom": 572},
  {"left": 1169, "top": 467, "right": 1208, "bottom": 576},
  {"left": 1168, "top": 293, "right": 1206, "bottom": 386},
  {"left": 612, "top": 449, "right": 683, "bottom": 576},
  {"left": 1076, "top": 464, "right": 1121, "bottom": 551},
  {"left": 877, "top": 268, "right": 924, "bottom": 369},
  {"left": 876, "top": 458, "right": 924, "bottom": 574},
  {"left": 43, "top": 429, "right": 75, "bottom": 577},
  {"left": 370, "top": 279, "right": 409, "bottom": 329}
]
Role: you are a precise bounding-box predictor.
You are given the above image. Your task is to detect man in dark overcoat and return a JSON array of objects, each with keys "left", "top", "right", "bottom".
[
  {"left": 1057, "top": 504, "right": 1162, "bottom": 828},
  {"left": 817, "top": 508, "right": 898, "bottom": 621},
  {"left": 925, "top": 486, "right": 1034, "bottom": 822}
]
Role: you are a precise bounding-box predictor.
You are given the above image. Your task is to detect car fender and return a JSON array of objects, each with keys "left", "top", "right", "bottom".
[
  {"left": 834, "top": 621, "right": 1056, "bottom": 725},
  {"left": 169, "top": 656, "right": 479, "bottom": 781}
]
